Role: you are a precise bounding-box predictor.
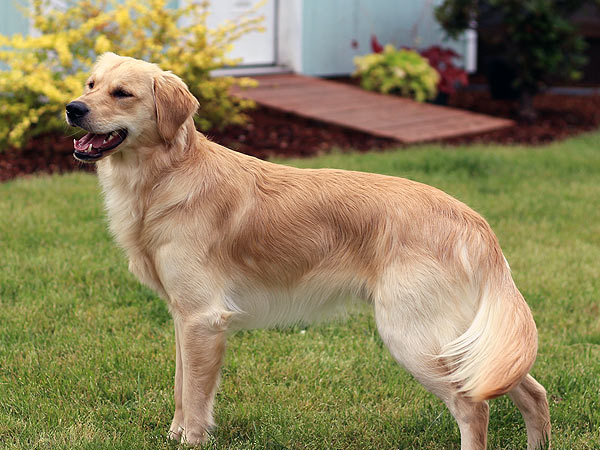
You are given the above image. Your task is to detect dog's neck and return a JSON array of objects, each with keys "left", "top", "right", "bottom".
[{"left": 95, "top": 119, "right": 207, "bottom": 248}]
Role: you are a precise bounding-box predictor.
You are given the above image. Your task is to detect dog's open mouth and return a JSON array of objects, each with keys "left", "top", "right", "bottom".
[{"left": 73, "top": 129, "right": 127, "bottom": 161}]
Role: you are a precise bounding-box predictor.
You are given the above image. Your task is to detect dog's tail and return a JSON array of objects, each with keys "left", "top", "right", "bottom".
[{"left": 439, "top": 239, "right": 538, "bottom": 402}]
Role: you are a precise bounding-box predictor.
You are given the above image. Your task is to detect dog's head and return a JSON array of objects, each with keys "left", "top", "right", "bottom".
[{"left": 66, "top": 52, "right": 199, "bottom": 162}]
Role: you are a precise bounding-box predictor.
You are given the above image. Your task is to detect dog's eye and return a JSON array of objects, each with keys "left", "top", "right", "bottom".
[
  {"left": 87, "top": 81, "right": 95, "bottom": 89},
  {"left": 112, "top": 88, "right": 133, "bottom": 98}
]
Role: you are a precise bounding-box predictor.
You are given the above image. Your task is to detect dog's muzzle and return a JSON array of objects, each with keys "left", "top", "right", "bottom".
[{"left": 66, "top": 101, "right": 128, "bottom": 162}]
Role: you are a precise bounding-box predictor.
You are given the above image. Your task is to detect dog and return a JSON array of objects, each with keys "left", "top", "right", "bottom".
[{"left": 65, "top": 53, "right": 551, "bottom": 449}]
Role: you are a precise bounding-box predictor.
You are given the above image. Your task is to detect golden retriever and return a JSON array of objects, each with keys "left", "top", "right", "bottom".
[{"left": 65, "top": 53, "right": 550, "bottom": 449}]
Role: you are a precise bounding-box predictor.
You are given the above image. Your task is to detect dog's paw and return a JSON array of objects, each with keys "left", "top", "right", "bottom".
[
  {"left": 180, "top": 428, "right": 211, "bottom": 446},
  {"left": 167, "top": 424, "right": 183, "bottom": 442}
]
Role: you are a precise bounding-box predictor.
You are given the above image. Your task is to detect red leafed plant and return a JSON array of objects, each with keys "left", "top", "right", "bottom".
[
  {"left": 370, "top": 36, "right": 468, "bottom": 95},
  {"left": 370, "top": 34, "right": 384, "bottom": 53},
  {"left": 420, "top": 45, "right": 468, "bottom": 95}
]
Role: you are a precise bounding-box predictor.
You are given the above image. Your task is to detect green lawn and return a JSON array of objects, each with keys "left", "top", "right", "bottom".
[{"left": 1, "top": 132, "right": 599, "bottom": 449}]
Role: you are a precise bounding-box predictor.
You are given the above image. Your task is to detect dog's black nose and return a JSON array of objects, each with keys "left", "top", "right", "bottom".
[{"left": 66, "top": 101, "right": 89, "bottom": 120}]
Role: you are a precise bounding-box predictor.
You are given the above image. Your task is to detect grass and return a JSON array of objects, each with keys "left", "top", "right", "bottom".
[{"left": 1, "top": 131, "right": 599, "bottom": 449}]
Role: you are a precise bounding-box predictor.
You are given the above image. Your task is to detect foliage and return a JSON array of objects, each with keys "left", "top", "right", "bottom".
[
  {"left": 353, "top": 43, "right": 439, "bottom": 102},
  {"left": 0, "top": 0, "right": 261, "bottom": 149},
  {"left": 420, "top": 46, "right": 468, "bottom": 95},
  {"left": 364, "top": 36, "right": 466, "bottom": 98},
  {"left": 434, "top": 0, "right": 598, "bottom": 117}
]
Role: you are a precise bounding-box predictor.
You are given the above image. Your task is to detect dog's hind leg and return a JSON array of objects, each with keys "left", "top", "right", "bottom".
[
  {"left": 372, "top": 264, "right": 490, "bottom": 450},
  {"left": 374, "top": 299, "right": 490, "bottom": 450},
  {"left": 378, "top": 345, "right": 490, "bottom": 450},
  {"left": 167, "top": 323, "right": 184, "bottom": 441},
  {"left": 446, "top": 396, "right": 489, "bottom": 450},
  {"left": 508, "top": 374, "right": 551, "bottom": 449},
  {"left": 176, "top": 309, "right": 230, "bottom": 445}
]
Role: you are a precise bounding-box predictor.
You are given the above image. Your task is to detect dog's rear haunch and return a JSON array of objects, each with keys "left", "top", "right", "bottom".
[{"left": 66, "top": 53, "right": 551, "bottom": 449}]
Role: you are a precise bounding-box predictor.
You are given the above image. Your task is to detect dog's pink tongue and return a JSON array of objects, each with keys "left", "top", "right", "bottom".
[
  {"left": 74, "top": 133, "right": 108, "bottom": 151},
  {"left": 89, "top": 134, "right": 107, "bottom": 147}
]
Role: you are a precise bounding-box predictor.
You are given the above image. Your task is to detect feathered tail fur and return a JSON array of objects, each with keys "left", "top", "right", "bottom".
[{"left": 439, "top": 244, "right": 538, "bottom": 402}]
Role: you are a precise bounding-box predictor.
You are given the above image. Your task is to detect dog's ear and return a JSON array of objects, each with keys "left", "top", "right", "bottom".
[{"left": 153, "top": 72, "right": 199, "bottom": 143}]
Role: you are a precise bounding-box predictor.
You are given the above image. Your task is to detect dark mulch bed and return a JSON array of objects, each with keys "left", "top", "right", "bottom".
[
  {"left": 2, "top": 88, "right": 599, "bottom": 182},
  {"left": 447, "top": 90, "right": 600, "bottom": 145},
  {"left": 207, "top": 106, "right": 397, "bottom": 158}
]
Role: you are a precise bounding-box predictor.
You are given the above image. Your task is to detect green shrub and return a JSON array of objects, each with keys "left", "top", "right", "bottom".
[
  {"left": 435, "top": 0, "right": 598, "bottom": 119},
  {"left": 353, "top": 45, "right": 439, "bottom": 102},
  {"left": 0, "top": 0, "right": 261, "bottom": 149}
]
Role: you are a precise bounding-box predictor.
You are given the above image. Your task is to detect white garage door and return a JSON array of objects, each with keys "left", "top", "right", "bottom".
[{"left": 205, "top": 0, "right": 277, "bottom": 66}]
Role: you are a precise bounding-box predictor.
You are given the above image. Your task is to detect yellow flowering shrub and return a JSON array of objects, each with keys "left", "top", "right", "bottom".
[{"left": 0, "top": 0, "right": 261, "bottom": 149}]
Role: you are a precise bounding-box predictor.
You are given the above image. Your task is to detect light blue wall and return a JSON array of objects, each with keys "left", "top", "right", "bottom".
[
  {"left": 0, "top": 0, "right": 29, "bottom": 37},
  {"left": 301, "top": 0, "right": 464, "bottom": 76}
]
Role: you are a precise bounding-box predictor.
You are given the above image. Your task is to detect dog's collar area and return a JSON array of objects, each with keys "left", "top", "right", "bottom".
[{"left": 73, "top": 129, "right": 128, "bottom": 161}]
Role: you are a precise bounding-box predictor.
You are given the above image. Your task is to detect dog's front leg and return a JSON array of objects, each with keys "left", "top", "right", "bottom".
[
  {"left": 167, "top": 322, "right": 184, "bottom": 441},
  {"left": 178, "top": 311, "right": 229, "bottom": 445}
]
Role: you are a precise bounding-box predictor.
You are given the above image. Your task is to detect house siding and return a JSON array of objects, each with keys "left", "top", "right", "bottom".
[
  {"left": 301, "top": 0, "right": 468, "bottom": 76},
  {"left": 0, "top": 0, "right": 30, "bottom": 37}
]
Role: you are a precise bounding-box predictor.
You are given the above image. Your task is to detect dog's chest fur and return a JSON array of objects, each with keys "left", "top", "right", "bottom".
[{"left": 97, "top": 158, "right": 169, "bottom": 298}]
